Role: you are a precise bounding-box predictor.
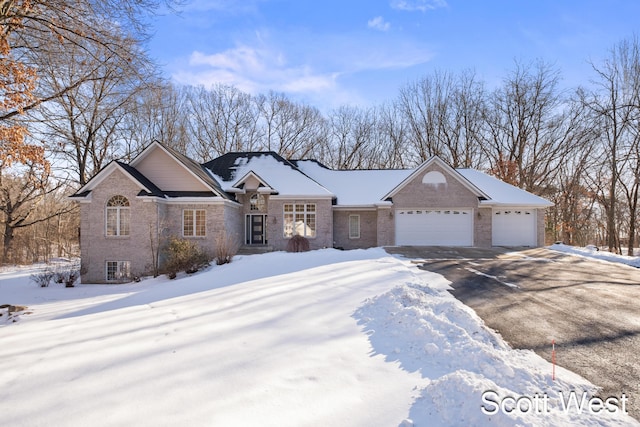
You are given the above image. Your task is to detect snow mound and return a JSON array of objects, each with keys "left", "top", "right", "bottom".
[{"left": 354, "top": 279, "right": 637, "bottom": 426}]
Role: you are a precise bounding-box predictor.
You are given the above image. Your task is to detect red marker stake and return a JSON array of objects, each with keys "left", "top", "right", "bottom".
[{"left": 552, "top": 339, "right": 556, "bottom": 381}]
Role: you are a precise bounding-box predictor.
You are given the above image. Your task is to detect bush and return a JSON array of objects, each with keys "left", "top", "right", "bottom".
[
  {"left": 163, "top": 237, "right": 210, "bottom": 279},
  {"left": 214, "top": 232, "right": 239, "bottom": 265},
  {"left": 286, "top": 235, "right": 310, "bottom": 253},
  {"left": 31, "top": 270, "right": 54, "bottom": 287},
  {"left": 64, "top": 270, "right": 79, "bottom": 287}
]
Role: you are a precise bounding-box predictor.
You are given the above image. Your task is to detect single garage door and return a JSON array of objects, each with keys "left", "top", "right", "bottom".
[
  {"left": 396, "top": 209, "right": 473, "bottom": 246},
  {"left": 492, "top": 209, "right": 536, "bottom": 246}
]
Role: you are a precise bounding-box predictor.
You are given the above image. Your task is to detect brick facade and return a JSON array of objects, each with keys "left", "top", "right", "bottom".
[
  {"left": 391, "top": 163, "right": 481, "bottom": 209},
  {"left": 74, "top": 145, "right": 551, "bottom": 283},
  {"left": 267, "top": 198, "right": 333, "bottom": 250},
  {"left": 79, "top": 169, "right": 158, "bottom": 283},
  {"left": 333, "top": 210, "right": 377, "bottom": 249}
]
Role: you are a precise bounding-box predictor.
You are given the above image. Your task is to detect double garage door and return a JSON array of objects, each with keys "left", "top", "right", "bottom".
[
  {"left": 395, "top": 209, "right": 473, "bottom": 246},
  {"left": 395, "top": 208, "right": 537, "bottom": 246}
]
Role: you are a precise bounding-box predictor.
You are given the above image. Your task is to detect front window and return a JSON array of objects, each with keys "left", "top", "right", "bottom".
[
  {"left": 106, "top": 195, "right": 130, "bottom": 236},
  {"left": 183, "top": 209, "right": 206, "bottom": 237},
  {"left": 106, "top": 261, "right": 130, "bottom": 282},
  {"left": 349, "top": 215, "right": 360, "bottom": 239},
  {"left": 283, "top": 203, "right": 316, "bottom": 238}
]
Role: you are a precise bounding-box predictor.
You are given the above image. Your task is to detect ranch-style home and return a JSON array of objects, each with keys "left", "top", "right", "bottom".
[{"left": 70, "top": 140, "right": 552, "bottom": 283}]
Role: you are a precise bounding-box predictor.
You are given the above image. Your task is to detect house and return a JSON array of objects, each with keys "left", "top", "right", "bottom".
[{"left": 70, "top": 141, "right": 553, "bottom": 283}]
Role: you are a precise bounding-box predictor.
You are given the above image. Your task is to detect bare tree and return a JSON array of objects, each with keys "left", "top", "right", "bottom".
[
  {"left": 482, "top": 60, "right": 569, "bottom": 193},
  {"left": 31, "top": 31, "right": 155, "bottom": 185},
  {"left": 582, "top": 38, "right": 640, "bottom": 253},
  {"left": 186, "top": 84, "right": 262, "bottom": 161},
  {"left": 256, "top": 91, "right": 325, "bottom": 159},
  {"left": 0, "top": 160, "right": 74, "bottom": 262},
  {"left": 120, "top": 81, "right": 191, "bottom": 160},
  {"left": 326, "top": 106, "right": 377, "bottom": 169},
  {"left": 397, "top": 69, "right": 487, "bottom": 168}
]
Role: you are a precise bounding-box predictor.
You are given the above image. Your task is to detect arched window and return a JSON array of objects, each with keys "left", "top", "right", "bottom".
[
  {"left": 106, "top": 195, "right": 130, "bottom": 236},
  {"left": 422, "top": 171, "right": 447, "bottom": 186},
  {"left": 250, "top": 193, "right": 265, "bottom": 211}
]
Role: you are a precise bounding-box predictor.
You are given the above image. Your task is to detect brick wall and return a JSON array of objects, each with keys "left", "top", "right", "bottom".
[
  {"left": 79, "top": 169, "right": 158, "bottom": 283},
  {"left": 392, "top": 163, "right": 480, "bottom": 209},
  {"left": 376, "top": 207, "right": 394, "bottom": 247},
  {"left": 475, "top": 207, "right": 492, "bottom": 247},
  {"left": 79, "top": 169, "right": 243, "bottom": 283},
  {"left": 333, "top": 210, "right": 377, "bottom": 249},
  {"left": 267, "top": 198, "right": 333, "bottom": 250},
  {"left": 537, "top": 208, "right": 546, "bottom": 246}
]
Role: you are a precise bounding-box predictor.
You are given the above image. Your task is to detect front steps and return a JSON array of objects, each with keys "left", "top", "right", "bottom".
[{"left": 237, "top": 245, "right": 274, "bottom": 255}]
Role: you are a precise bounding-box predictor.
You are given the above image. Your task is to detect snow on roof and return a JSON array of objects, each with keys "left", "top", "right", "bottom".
[
  {"left": 296, "top": 160, "right": 412, "bottom": 206},
  {"left": 209, "top": 154, "right": 334, "bottom": 197},
  {"left": 298, "top": 160, "right": 552, "bottom": 207},
  {"left": 457, "top": 169, "right": 553, "bottom": 207}
]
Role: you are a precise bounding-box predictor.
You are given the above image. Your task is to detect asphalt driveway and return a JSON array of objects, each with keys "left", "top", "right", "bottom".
[{"left": 385, "top": 246, "right": 640, "bottom": 420}]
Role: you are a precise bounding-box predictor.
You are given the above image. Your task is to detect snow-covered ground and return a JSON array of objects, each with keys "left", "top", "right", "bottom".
[
  {"left": 0, "top": 248, "right": 636, "bottom": 426},
  {"left": 549, "top": 243, "right": 640, "bottom": 268}
]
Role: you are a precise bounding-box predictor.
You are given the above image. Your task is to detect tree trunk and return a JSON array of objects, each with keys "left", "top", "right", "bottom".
[{"left": 2, "top": 221, "right": 14, "bottom": 263}]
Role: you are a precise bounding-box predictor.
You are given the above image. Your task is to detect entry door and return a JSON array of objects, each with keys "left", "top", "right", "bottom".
[{"left": 250, "top": 215, "right": 266, "bottom": 244}]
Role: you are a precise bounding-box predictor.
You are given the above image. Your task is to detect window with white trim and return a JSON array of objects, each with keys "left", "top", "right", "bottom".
[
  {"left": 106, "top": 195, "right": 130, "bottom": 236},
  {"left": 283, "top": 203, "right": 316, "bottom": 238},
  {"left": 183, "top": 209, "right": 206, "bottom": 237},
  {"left": 349, "top": 215, "right": 360, "bottom": 239},
  {"left": 250, "top": 193, "right": 265, "bottom": 211},
  {"left": 106, "top": 261, "right": 130, "bottom": 282}
]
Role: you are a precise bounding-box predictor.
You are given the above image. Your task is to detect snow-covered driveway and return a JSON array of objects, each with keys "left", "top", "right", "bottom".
[{"left": 0, "top": 249, "right": 636, "bottom": 426}]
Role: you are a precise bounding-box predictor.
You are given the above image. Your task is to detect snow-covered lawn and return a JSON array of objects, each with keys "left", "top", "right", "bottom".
[
  {"left": 0, "top": 248, "right": 636, "bottom": 426},
  {"left": 549, "top": 243, "right": 640, "bottom": 268}
]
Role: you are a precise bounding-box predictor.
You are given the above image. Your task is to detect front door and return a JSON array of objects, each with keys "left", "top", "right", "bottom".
[{"left": 249, "top": 214, "right": 266, "bottom": 244}]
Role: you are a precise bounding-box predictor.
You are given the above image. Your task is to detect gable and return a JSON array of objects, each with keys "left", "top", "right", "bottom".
[
  {"left": 205, "top": 153, "right": 333, "bottom": 198},
  {"left": 383, "top": 157, "right": 487, "bottom": 201},
  {"left": 390, "top": 161, "right": 483, "bottom": 208},
  {"left": 133, "top": 144, "right": 210, "bottom": 192},
  {"left": 70, "top": 161, "right": 157, "bottom": 200}
]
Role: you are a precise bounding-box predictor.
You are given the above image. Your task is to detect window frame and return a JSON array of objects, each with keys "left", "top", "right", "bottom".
[
  {"left": 183, "top": 209, "right": 207, "bottom": 237},
  {"left": 106, "top": 261, "right": 131, "bottom": 282},
  {"left": 283, "top": 203, "right": 316, "bottom": 238},
  {"left": 105, "top": 195, "right": 130, "bottom": 237},
  {"left": 249, "top": 193, "right": 266, "bottom": 212},
  {"left": 348, "top": 214, "right": 360, "bottom": 239}
]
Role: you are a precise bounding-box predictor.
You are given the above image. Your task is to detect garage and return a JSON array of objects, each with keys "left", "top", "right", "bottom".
[
  {"left": 395, "top": 209, "right": 473, "bottom": 246},
  {"left": 492, "top": 209, "right": 536, "bottom": 246}
]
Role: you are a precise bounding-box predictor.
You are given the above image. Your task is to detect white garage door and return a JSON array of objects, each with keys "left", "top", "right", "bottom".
[
  {"left": 492, "top": 209, "right": 536, "bottom": 246},
  {"left": 395, "top": 209, "right": 473, "bottom": 246}
]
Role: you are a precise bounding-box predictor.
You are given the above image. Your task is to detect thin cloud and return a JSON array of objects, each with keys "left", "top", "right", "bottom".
[
  {"left": 368, "top": 16, "right": 391, "bottom": 32},
  {"left": 173, "top": 44, "right": 339, "bottom": 96},
  {"left": 391, "top": 0, "right": 447, "bottom": 12},
  {"left": 169, "top": 32, "right": 434, "bottom": 110}
]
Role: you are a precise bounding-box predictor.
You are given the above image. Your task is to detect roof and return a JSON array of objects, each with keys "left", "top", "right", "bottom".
[
  {"left": 70, "top": 141, "right": 231, "bottom": 200},
  {"left": 295, "top": 160, "right": 412, "bottom": 206},
  {"left": 204, "top": 152, "right": 334, "bottom": 198},
  {"left": 457, "top": 169, "right": 554, "bottom": 207},
  {"left": 71, "top": 144, "right": 551, "bottom": 208},
  {"left": 133, "top": 141, "right": 229, "bottom": 198},
  {"left": 116, "top": 162, "right": 164, "bottom": 197},
  {"left": 298, "top": 157, "right": 552, "bottom": 208}
]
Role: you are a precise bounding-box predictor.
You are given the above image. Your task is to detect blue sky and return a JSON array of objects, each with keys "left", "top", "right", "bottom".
[{"left": 148, "top": 0, "right": 640, "bottom": 110}]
